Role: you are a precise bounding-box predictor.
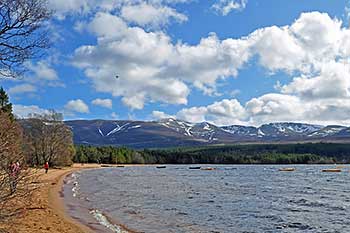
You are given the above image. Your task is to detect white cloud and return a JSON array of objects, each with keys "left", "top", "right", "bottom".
[
  {"left": 13, "top": 104, "right": 51, "bottom": 118},
  {"left": 51, "top": 8, "right": 350, "bottom": 125},
  {"left": 48, "top": 0, "right": 191, "bottom": 24},
  {"left": 73, "top": 12, "right": 194, "bottom": 109},
  {"left": 281, "top": 61, "right": 350, "bottom": 100},
  {"left": 47, "top": 0, "right": 92, "bottom": 19},
  {"left": 176, "top": 99, "right": 246, "bottom": 125},
  {"left": 151, "top": 110, "right": 174, "bottom": 120},
  {"left": 72, "top": 11, "right": 350, "bottom": 113},
  {"left": 121, "top": 3, "right": 187, "bottom": 28},
  {"left": 87, "top": 12, "right": 128, "bottom": 39},
  {"left": 244, "top": 94, "right": 304, "bottom": 125},
  {"left": 25, "top": 61, "right": 65, "bottom": 87},
  {"left": 64, "top": 99, "right": 89, "bottom": 113},
  {"left": 73, "top": 13, "right": 250, "bottom": 109},
  {"left": 111, "top": 112, "right": 118, "bottom": 119},
  {"left": 228, "top": 89, "right": 240, "bottom": 97},
  {"left": 212, "top": 0, "right": 247, "bottom": 16},
  {"left": 5, "top": 60, "right": 63, "bottom": 97},
  {"left": 250, "top": 26, "right": 307, "bottom": 74},
  {"left": 8, "top": 84, "right": 37, "bottom": 95},
  {"left": 177, "top": 106, "right": 207, "bottom": 123},
  {"left": 91, "top": 98, "right": 113, "bottom": 109},
  {"left": 163, "top": 90, "right": 350, "bottom": 126},
  {"left": 290, "top": 12, "right": 342, "bottom": 56},
  {"left": 27, "top": 61, "right": 59, "bottom": 81}
]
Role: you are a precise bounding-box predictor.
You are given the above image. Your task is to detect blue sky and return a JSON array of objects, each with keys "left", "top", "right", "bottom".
[{"left": 1, "top": 0, "right": 350, "bottom": 126}]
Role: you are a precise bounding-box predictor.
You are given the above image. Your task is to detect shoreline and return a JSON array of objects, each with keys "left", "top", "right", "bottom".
[
  {"left": 2, "top": 163, "right": 344, "bottom": 233},
  {"left": 0, "top": 163, "right": 146, "bottom": 233},
  {"left": 0, "top": 164, "right": 101, "bottom": 233},
  {"left": 47, "top": 165, "right": 98, "bottom": 233}
]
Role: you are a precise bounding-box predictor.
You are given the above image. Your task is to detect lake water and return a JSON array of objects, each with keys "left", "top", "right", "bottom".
[{"left": 63, "top": 165, "right": 350, "bottom": 233}]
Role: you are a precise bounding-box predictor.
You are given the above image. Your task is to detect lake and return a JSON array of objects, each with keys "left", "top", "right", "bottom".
[{"left": 63, "top": 165, "right": 350, "bottom": 233}]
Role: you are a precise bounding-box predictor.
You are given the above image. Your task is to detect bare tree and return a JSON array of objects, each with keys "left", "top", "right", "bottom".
[
  {"left": 0, "top": 110, "right": 36, "bottom": 219},
  {"left": 23, "top": 110, "right": 75, "bottom": 167},
  {"left": 0, "top": 0, "right": 51, "bottom": 78}
]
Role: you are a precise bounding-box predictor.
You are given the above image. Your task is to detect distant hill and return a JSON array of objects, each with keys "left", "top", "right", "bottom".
[{"left": 63, "top": 118, "right": 350, "bottom": 148}]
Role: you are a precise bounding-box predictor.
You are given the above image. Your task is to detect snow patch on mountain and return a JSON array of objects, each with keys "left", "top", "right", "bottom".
[
  {"left": 129, "top": 125, "right": 141, "bottom": 129},
  {"left": 106, "top": 123, "right": 130, "bottom": 136},
  {"left": 98, "top": 128, "right": 104, "bottom": 136}
]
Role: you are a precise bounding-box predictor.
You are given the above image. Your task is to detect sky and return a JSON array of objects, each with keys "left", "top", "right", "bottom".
[{"left": 1, "top": 0, "right": 350, "bottom": 126}]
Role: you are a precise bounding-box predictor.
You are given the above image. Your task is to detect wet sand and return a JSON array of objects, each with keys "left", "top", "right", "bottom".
[{"left": 0, "top": 164, "right": 101, "bottom": 233}]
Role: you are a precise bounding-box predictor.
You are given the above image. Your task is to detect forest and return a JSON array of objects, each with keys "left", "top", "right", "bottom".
[{"left": 73, "top": 143, "right": 350, "bottom": 164}]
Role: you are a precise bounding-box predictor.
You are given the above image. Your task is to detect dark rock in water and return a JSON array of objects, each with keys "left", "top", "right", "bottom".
[
  {"left": 278, "top": 222, "right": 313, "bottom": 230},
  {"left": 177, "top": 212, "right": 188, "bottom": 216},
  {"left": 124, "top": 209, "right": 138, "bottom": 215}
]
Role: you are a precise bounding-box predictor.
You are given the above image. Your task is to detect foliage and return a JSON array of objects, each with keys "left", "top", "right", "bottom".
[
  {"left": 74, "top": 143, "right": 350, "bottom": 164},
  {"left": 0, "top": 87, "right": 13, "bottom": 119},
  {"left": 74, "top": 145, "right": 140, "bottom": 164}
]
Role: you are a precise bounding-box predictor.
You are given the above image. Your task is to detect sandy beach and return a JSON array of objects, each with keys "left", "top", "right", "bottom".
[{"left": 0, "top": 164, "right": 101, "bottom": 233}]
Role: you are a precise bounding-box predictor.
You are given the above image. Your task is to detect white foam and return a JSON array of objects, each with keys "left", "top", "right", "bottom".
[
  {"left": 90, "top": 209, "right": 129, "bottom": 233},
  {"left": 70, "top": 173, "right": 80, "bottom": 198}
]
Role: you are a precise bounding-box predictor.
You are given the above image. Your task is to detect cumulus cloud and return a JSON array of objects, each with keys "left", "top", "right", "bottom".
[
  {"left": 70, "top": 11, "right": 350, "bottom": 116},
  {"left": 245, "top": 94, "right": 304, "bottom": 125},
  {"left": 176, "top": 99, "right": 246, "bottom": 125},
  {"left": 27, "top": 61, "right": 59, "bottom": 81},
  {"left": 281, "top": 62, "right": 350, "bottom": 100},
  {"left": 45, "top": 6, "right": 350, "bottom": 126},
  {"left": 212, "top": 0, "right": 248, "bottom": 16},
  {"left": 64, "top": 99, "right": 89, "bottom": 114},
  {"left": 72, "top": 13, "right": 250, "bottom": 109},
  {"left": 160, "top": 91, "right": 350, "bottom": 126},
  {"left": 151, "top": 110, "right": 174, "bottom": 120},
  {"left": 48, "top": 0, "right": 190, "bottom": 24},
  {"left": 13, "top": 104, "right": 51, "bottom": 118},
  {"left": 25, "top": 61, "right": 64, "bottom": 87},
  {"left": 91, "top": 98, "right": 113, "bottom": 109},
  {"left": 177, "top": 106, "right": 208, "bottom": 123},
  {"left": 121, "top": 2, "right": 187, "bottom": 28},
  {"left": 47, "top": 0, "right": 99, "bottom": 19},
  {"left": 8, "top": 84, "right": 37, "bottom": 95},
  {"left": 5, "top": 60, "right": 63, "bottom": 98}
]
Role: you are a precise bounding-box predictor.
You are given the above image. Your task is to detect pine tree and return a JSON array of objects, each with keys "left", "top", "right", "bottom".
[{"left": 0, "top": 87, "right": 13, "bottom": 119}]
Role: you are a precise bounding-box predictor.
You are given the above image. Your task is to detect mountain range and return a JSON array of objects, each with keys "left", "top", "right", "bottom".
[{"left": 64, "top": 119, "right": 350, "bottom": 149}]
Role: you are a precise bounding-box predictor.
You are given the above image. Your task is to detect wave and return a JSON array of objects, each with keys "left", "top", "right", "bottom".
[
  {"left": 67, "top": 172, "right": 80, "bottom": 198},
  {"left": 89, "top": 209, "right": 129, "bottom": 233}
]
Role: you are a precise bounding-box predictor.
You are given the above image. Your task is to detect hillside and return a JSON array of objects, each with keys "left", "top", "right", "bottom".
[{"left": 64, "top": 119, "right": 350, "bottom": 148}]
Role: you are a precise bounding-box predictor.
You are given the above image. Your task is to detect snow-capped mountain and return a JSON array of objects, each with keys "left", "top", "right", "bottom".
[
  {"left": 308, "top": 125, "right": 347, "bottom": 138},
  {"left": 158, "top": 118, "right": 194, "bottom": 136},
  {"left": 258, "top": 122, "right": 324, "bottom": 138},
  {"left": 64, "top": 119, "right": 350, "bottom": 148}
]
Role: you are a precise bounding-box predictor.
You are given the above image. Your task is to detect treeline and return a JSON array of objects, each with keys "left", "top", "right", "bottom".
[
  {"left": 74, "top": 145, "right": 144, "bottom": 164},
  {"left": 74, "top": 143, "right": 350, "bottom": 164}
]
